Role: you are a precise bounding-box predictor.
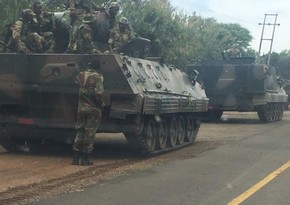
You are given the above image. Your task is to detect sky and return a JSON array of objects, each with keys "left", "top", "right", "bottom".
[{"left": 170, "top": 0, "right": 289, "bottom": 54}]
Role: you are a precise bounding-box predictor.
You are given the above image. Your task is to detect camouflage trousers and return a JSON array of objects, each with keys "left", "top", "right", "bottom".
[
  {"left": 72, "top": 106, "right": 102, "bottom": 153},
  {"left": 26, "top": 32, "right": 54, "bottom": 53}
]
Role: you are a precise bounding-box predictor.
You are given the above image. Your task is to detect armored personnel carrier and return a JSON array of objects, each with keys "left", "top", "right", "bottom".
[
  {"left": 0, "top": 4, "right": 208, "bottom": 155},
  {"left": 190, "top": 58, "right": 288, "bottom": 122},
  {"left": 0, "top": 50, "right": 208, "bottom": 155}
]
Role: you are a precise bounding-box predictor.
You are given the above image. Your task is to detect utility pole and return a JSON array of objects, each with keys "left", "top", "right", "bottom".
[{"left": 258, "top": 14, "right": 280, "bottom": 65}]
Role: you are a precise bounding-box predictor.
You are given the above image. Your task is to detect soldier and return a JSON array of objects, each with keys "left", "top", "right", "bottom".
[
  {"left": 72, "top": 59, "right": 104, "bottom": 166},
  {"left": 74, "top": 24, "right": 102, "bottom": 54},
  {"left": 32, "top": 1, "right": 55, "bottom": 52},
  {"left": 90, "top": 1, "right": 120, "bottom": 43},
  {"left": 225, "top": 44, "right": 242, "bottom": 58},
  {"left": 61, "top": 0, "right": 94, "bottom": 52},
  {"left": 9, "top": 9, "right": 47, "bottom": 53},
  {"left": 108, "top": 17, "right": 136, "bottom": 53},
  {"left": 107, "top": 2, "right": 120, "bottom": 32}
]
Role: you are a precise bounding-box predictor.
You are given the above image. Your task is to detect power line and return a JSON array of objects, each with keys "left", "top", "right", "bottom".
[
  {"left": 171, "top": 0, "right": 257, "bottom": 25},
  {"left": 258, "top": 14, "right": 280, "bottom": 65}
]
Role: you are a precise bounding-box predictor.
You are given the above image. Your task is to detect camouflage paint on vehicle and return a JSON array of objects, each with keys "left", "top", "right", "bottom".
[
  {"left": 0, "top": 53, "right": 208, "bottom": 155},
  {"left": 190, "top": 57, "right": 288, "bottom": 122}
]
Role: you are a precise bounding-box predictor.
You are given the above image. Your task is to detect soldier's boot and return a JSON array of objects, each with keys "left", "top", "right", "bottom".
[
  {"left": 80, "top": 153, "right": 94, "bottom": 166},
  {"left": 71, "top": 150, "right": 80, "bottom": 165}
]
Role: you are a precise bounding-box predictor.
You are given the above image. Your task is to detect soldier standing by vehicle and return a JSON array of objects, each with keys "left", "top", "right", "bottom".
[
  {"left": 74, "top": 24, "right": 102, "bottom": 54},
  {"left": 61, "top": 0, "right": 94, "bottom": 52},
  {"left": 72, "top": 59, "right": 104, "bottom": 166},
  {"left": 108, "top": 17, "right": 136, "bottom": 53},
  {"left": 9, "top": 9, "right": 46, "bottom": 53}
]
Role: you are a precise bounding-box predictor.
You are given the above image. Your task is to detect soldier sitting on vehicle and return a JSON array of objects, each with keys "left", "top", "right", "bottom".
[
  {"left": 8, "top": 9, "right": 50, "bottom": 53},
  {"left": 108, "top": 17, "right": 136, "bottom": 53},
  {"left": 73, "top": 24, "right": 102, "bottom": 54},
  {"left": 89, "top": 1, "right": 120, "bottom": 43},
  {"left": 225, "top": 44, "right": 242, "bottom": 58},
  {"left": 61, "top": 0, "right": 95, "bottom": 52},
  {"left": 32, "top": 1, "right": 56, "bottom": 52}
]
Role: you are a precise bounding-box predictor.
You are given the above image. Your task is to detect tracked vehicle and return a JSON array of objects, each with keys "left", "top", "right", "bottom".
[
  {"left": 190, "top": 58, "right": 288, "bottom": 122},
  {"left": 0, "top": 49, "right": 208, "bottom": 155}
]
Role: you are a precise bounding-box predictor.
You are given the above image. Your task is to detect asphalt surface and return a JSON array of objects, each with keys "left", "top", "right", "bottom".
[{"left": 30, "top": 118, "right": 290, "bottom": 205}]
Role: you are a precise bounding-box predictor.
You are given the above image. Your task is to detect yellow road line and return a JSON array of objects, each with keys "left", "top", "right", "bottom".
[{"left": 228, "top": 160, "right": 290, "bottom": 205}]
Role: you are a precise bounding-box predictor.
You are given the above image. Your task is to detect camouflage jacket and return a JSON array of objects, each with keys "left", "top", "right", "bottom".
[
  {"left": 9, "top": 19, "right": 37, "bottom": 52},
  {"left": 78, "top": 69, "right": 104, "bottom": 110},
  {"left": 11, "top": 19, "right": 31, "bottom": 42},
  {"left": 226, "top": 48, "right": 241, "bottom": 58},
  {"left": 108, "top": 26, "right": 135, "bottom": 51}
]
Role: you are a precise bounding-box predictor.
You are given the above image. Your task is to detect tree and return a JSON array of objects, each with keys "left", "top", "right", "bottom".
[
  {"left": 0, "top": 0, "right": 256, "bottom": 70},
  {"left": 260, "top": 50, "right": 290, "bottom": 79},
  {"left": 119, "top": 0, "right": 254, "bottom": 69},
  {"left": 0, "top": 0, "right": 35, "bottom": 29}
]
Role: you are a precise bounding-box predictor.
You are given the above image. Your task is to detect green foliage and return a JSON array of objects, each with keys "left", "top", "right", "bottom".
[
  {"left": 260, "top": 50, "right": 290, "bottom": 80},
  {"left": 119, "top": 0, "right": 254, "bottom": 69},
  {"left": 0, "top": 0, "right": 34, "bottom": 28},
  {"left": 3, "top": 0, "right": 288, "bottom": 74}
]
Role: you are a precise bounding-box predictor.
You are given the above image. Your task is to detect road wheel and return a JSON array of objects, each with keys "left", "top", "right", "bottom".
[
  {"left": 177, "top": 116, "right": 185, "bottom": 145},
  {"left": 156, "top": 118, "right": 167, "bottom": 150},
  {"left": 168, "top": 117, "right": 178, "bottom": 147},
  {"left": 185, "top": 115, "right": 194, "bottom": 142},
  {"left": 140, "top": 119, "right": 156, "bottom": 156},
  {"left": 257, "top": 105, "right": 270, "bottom": 122}
]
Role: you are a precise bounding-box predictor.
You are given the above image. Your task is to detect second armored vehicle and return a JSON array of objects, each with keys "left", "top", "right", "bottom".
[{"left": 190, "top": 58, "right": 288, "bottom": 122}]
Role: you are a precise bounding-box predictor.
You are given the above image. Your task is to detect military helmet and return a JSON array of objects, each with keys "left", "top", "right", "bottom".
[
  {"left": 108, "top": 1, "right": 119, "bottom": 15},
  {"left": 109, "top": 2, "right": 119, "bottom": 8},
  {"left": 119, "top": 17, "right": 129, "bottom": 25},
  {"left": 79, "top": 24, "right": 92, "bottom": 36}
]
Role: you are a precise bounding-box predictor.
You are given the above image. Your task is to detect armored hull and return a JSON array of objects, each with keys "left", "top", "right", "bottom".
[
  {"left": 0, "top": 53, "right": 208, "bottom": 155},
  {"left": 191, "top": 58, "right": 288, "bottom": 122}
]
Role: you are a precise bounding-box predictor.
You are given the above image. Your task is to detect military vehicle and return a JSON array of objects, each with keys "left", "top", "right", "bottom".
[
  {"left": 0, "top": 3, "right": 209, "bottom": 155},
  {"left": 189, "top": 57, "right": 288, "bottom": 122},
  {"left": 0, "top": 46, "right": 208, "bottom": 156}
]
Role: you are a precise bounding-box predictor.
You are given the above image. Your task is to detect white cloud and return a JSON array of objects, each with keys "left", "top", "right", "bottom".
[{"left": 170, "top": 0, "right": 289, "bottom": 53}]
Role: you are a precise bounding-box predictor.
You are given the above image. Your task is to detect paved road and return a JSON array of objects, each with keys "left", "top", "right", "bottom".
[{"left": 30, "top": 120, "right": 290, "bottom": 205}]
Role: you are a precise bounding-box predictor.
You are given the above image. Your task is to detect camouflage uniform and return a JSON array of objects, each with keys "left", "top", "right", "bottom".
[
  {"left": 90, "top": 2, "right": 120, "bottom": 43},
  {"left": 108, "top": 17, "right": 135, "bottom": 53},
  {"left": 72, "top": 64, "right": 104, "bottom": 165},
  {"left": 74, "top": 24, "right": 101, "bottom": 54},
  {"left": 9, "top": 9, "right": 45, "bottom": 53},
  {"left": 61, "top": 0, "right": 94, "bottom": 52},
  {"left": 226, "top": 44, "right": 242, "bottom": 58},
  {"left": 32, "top": 2, "right": 56, "bottom": 52}
]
